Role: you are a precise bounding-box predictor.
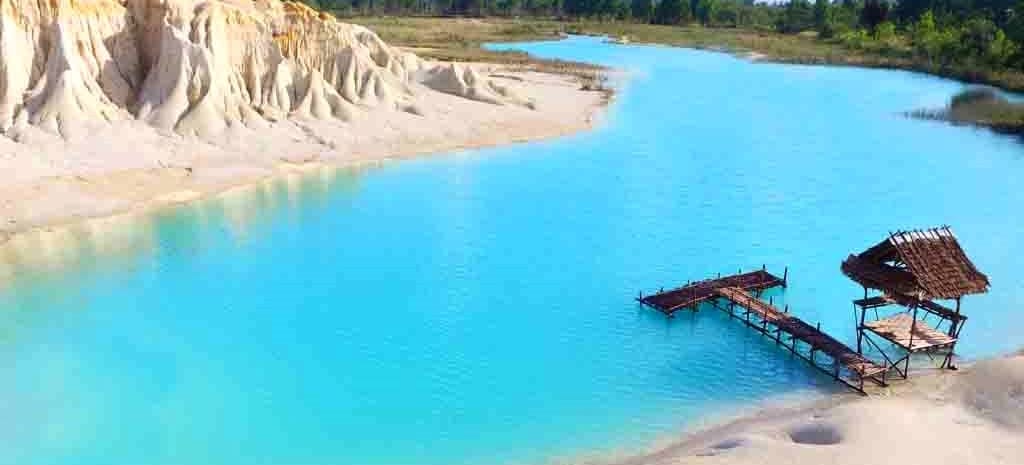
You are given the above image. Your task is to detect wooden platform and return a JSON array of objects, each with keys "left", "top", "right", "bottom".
[
  {"left": 863, "top": 313, "right": 957, "bottom": 352},
  {"left": 854, "top": 294, "right": 967, "bottom": 324},
  {"left": 637, "top": 269, "right": 786, "bottom": 315},
  {"left": 713, "top": 287, "right": 888, "bottom": 393}
]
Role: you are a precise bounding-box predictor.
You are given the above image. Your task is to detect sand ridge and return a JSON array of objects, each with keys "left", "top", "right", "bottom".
[{"left": 599, "top": 355, "right": 1024, "bottom": 465}]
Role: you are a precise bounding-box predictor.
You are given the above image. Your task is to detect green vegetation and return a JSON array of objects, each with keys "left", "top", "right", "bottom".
[
  {"left": 302, "top": 0, "right": 1024, "bottom": 132},
  {"left": 303, "top": 0, "right": 1024, "bottom": 93},
  {"left": 351, "top": 17, "right": 608, "bottom": 94},
  {"left": 909, "top": 88, "right": 1024, "bottom": 133}
]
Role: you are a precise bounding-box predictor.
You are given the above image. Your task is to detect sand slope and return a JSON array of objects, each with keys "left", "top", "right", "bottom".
[
  {"left": 0, "top": 0, "right": 536, "bottom": 139},
  {"left": 0, "top": 0, "right": 606, "bottom": 240},
  {"left": 609, "top": 355, "right": 1024, "bottom": 465}
]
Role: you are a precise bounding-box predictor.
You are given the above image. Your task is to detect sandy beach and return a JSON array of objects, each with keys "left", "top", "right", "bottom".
[
  {"left": 594, "top": 355, "right": 1024, "bottom": 465},
  {"left": 0, "top": 0, "right": 607, "bottom": 245},
  {"left": 0, "top": 66, "right": 605, "bottom": 244}
]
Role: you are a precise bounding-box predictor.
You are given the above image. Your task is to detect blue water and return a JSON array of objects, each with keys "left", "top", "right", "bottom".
[{"left": 2, "top": 35, "right": 1023, "bottom": 465}]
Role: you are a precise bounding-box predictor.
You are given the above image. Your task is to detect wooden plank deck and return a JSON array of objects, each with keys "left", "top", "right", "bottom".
[
  {"left": 863, "top": 313, "right": 957, "bottom": 352},
  {"left": 637, "top": 269, "right": 785, "bottom": 315},
  {"left": 714, "top": 287, "right": 888, "bottom": 392},
  {"left": 853, "top": 295, "right": 967, "bottom": 323}
]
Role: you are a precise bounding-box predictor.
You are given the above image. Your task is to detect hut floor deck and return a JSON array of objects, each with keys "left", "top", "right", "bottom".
[
  {"left": 863, "top": 313, "right": 957, "bottom": 352},
  {"left": 637, "top": 270, "right": 785, "bottom": 315},
  {"left": 854, "top": 295, "right": 967, "bottom": 324}
]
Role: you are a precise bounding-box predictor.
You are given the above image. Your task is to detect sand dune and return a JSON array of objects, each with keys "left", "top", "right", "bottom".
[
  {"left": 0, "top": 0, "right": 606, "bottom": 240},
  {"left": 607, "top": 355, "right": 1024, "bottom": 465}
]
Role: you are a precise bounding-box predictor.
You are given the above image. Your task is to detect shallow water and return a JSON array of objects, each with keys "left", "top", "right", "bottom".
[{"left": 2, "top": 36, "right": 1023, "bottom": 465}]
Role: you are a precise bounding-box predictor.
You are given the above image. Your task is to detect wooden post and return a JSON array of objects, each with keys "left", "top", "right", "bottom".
[
  {"left": 908, "top": 306, "right": 917, "bottom": 352},
  {"left": 782, "top": 266, "right": 788, "bottom": 287},
  {"left": 949, "top": 297, "right": 961, "bottom": 337},
  {"left": 906, "top": 305, "right": 918, "bottom": 377},
  {"left": 857, "top": 305, "right": 867, "bottom": 354}
]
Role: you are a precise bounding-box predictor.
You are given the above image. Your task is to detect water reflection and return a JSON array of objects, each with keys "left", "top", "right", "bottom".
[{"left": 0, "top": 165, "right": 367, "bottom": 300}]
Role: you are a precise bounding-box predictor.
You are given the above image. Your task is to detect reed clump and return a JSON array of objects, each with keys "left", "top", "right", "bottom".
[{"left": 908, "top": 88, "right": 1024, "bottom": 134}]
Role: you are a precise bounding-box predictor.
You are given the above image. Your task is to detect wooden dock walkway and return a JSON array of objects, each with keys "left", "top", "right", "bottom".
[
  {"left": 636, "top": 268, "right": 786, "bottom": 315},
  {"left": 635, "top": 268, "right": 887, "bottom": 394},
  {"left": 712, "top": 287, "right": 888, "bottom": 393}
]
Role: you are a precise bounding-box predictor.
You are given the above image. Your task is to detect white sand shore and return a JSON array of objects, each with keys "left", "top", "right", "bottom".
[
  {"left": 0, "top": 0, "right": 607, "bottom": 244},
  {"left": 597, "top": 354, "right": 1024, "bottom": 465},
  {"left": 0, "top": 67, "right": 605, "bottom": 244}
]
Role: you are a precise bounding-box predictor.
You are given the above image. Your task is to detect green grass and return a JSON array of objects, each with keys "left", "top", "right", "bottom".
[
  {"left": 354, "top": 17, "right": 608, "bottom": 94},
  {"left": 352, "top": 17, "right": 1024, "bottom": 92},
  {"left": 356, "top": 16, "right": 561, "bottom": 46}
]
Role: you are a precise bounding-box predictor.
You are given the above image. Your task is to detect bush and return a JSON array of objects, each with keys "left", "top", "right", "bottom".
[
  {"left": 839, "top": 28, "right": 870, "bottom": 48},
  {"left": 875, "top": 21, "right": 895, "bottom": 41},
  {"left": 951, "top": 87, "right": 1001, "bottom": 108}
]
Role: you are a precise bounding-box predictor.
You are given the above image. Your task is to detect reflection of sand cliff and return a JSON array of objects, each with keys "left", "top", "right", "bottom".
[
  {"left": 601, "top": 355, "right": 1024, "bottom": 465},
  {"left": 0, "top": 0, "right": 605, "bottom": 240},
  {"left": 0, "top": 165, "right": 361, "bottom": 289}
]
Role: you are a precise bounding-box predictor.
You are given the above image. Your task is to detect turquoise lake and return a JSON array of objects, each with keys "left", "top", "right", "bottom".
[{"left": 2, "top": 36, "right": 1023, "bottom": 464}]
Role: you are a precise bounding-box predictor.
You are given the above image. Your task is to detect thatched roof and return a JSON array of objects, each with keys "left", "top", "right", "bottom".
[{"left": 841, "top": 227, "right": 989, "bottom": 300}]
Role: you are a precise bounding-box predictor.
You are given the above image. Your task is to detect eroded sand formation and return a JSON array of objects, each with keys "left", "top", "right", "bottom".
[
  {"left": 0, "top": 0, "right": 606, "bottom": 242},
  {"left": 0, "top": 0, "right": 529, "bottom": 140}
]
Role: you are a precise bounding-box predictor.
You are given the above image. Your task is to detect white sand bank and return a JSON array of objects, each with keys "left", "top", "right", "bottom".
[
  {"left": 0, "top": 0, "right": 607, "bottom": 243},
  {"left": 600, "top": 355, "right": 1024, "bottom": 465},
  {"left": 0, "top": 67, "right": 604, "bottom": 243}
]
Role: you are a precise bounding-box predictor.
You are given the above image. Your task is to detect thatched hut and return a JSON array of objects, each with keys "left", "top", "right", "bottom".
[{"left": 842, "top": 226, "right": 989, "bottom": 375}]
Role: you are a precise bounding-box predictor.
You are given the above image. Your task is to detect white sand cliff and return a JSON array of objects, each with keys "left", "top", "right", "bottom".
[
  {"left": 0, "top": 0, "right": 604, "bottom": 241},
  {"left": 601, "top": 355, "right": 1024, "bottom": 465}
]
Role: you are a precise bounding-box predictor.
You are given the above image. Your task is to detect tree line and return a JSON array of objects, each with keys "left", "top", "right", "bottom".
[
  {"left": 300, "top": 0, "right": 1024, "bottom": 77},
  {"left": 299, "top": 0, "right": 565, "bottom": 16},
  {"left": 783, "top": 0, "right": 1024, "bottom": 74}
]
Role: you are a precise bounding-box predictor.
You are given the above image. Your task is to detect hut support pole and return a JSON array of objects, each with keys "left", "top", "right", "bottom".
[
  {"left": 905, "top": 306, "right": 918, "bottom": 377},
  {"left": 949, "top": 297, "right": 962, "bottom": 337},
  {"left": 856, "top": 304, "right": 867, "bottom": 355}
]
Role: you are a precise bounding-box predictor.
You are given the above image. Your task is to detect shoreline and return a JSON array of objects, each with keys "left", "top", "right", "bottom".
[
  {"left": 0, "top": 67, "right": 609, "bottom": 247},
  {"left": 555, "top": 24, "right": 1024, "bottom": 93},
  {"left": 593, "top": 353, "right": 1024, "bottom": 465}
]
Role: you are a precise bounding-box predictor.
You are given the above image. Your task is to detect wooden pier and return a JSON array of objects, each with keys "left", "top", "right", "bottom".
[
  {"left": 637, "top": 268, "right": 887, "bottom": 394},
  {"left": 632, "top": 227, "right": 990, "bottom": 395},
  {"left": 711, "top": 287, "right": 888, "bottom": 393},
  {"left": 636, "top": 267, "right": 787, "bottom": 315}
]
